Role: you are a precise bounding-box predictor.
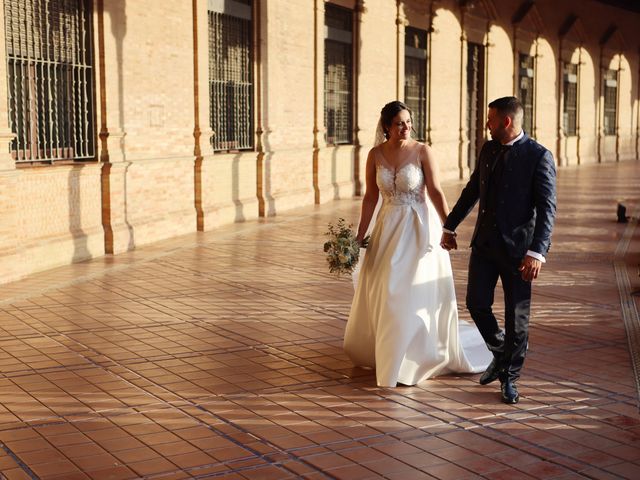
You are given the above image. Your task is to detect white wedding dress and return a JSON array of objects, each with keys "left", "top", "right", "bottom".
[{"left": 344, "top": 146, "right": 491, "bottom": 387}]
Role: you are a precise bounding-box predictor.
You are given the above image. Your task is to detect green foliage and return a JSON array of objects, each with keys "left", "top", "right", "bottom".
[{"left": 324, "top": 218, "right": 369, "bottom": 276}]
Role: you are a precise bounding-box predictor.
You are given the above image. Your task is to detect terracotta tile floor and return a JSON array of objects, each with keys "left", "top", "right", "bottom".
[{"left": 1, "top": 161, "right": 639, "bottom": 480}]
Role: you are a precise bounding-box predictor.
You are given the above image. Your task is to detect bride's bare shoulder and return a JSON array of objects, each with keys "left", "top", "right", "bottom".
[
  {"left": 368, "top": 144, "right": 383, "bottom": 157},
  {"left": 414, "top": 141, "right": 430, "bottom": 155},
  {"left": 420, "top": 141, "right": 437, "bottom": 152}
]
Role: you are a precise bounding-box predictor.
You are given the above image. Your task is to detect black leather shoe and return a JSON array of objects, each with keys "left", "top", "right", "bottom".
[
  {"left": 479, "top": 358, "right": 500, "bottom": 385},
  {"left": 501, "top": 380, "right": 519, "bottom": 404}
]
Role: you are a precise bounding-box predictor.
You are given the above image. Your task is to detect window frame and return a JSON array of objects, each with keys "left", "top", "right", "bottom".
[
  {"left": 324, "top": 3, "right": 354, "bottom": 146},
  {"left": 518, "top": 53, "right": 535, "bottom": 136},
  {"left": 3, "top": 0, "right": 96, "bottom": 165},
  {"left": 603, "top": 69, "right": 618, "bottom": 137},
  {"left": 208, "top": 0, "right": 255, "bottom": 153},
  {"left": 563, "top": 62, "right": 578, "bottom": 137},
  {"left": 466, "top": 41, "right": 485, "bottom": 170},
  {"left": 404, "top": 26, "right": 428, "bottom": 143}
]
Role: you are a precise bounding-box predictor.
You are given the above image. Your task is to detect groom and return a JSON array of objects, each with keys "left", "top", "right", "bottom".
[{"left": 440, "top": 96, "right": 556, "bottom": 404}]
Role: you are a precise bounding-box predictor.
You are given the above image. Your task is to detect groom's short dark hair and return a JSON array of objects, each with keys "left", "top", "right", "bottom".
[{"left": 489, "top": 96, "right": 524, "bottom": 118}]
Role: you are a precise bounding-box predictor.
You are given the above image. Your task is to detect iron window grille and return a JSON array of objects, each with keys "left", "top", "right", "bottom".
[
  {"left": 3, "top": 0, "right": 95, "bottom": 163},
  {"left": 466, "top": 41, "right": 485, "bottom": 170},
  {"left": 404, "top": 26, "right": 427, "bottom": 142},
  {"left": 563, "top": 63, "right": 578, "bottom": 136},
  {"left": 603, "top": 69, "right": 617, "bottom": 136},
  {"left": 518, "top": 53, "right": 534, "bottom": 136},
  {"left": 324, "top": 4, "right": 352, "bottom": 145},
  {"left": 208, "top": 0, "right": 253, "bottom": 152}
]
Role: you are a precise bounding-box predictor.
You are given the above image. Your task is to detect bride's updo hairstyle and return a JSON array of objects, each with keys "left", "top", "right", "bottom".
[{"left": 380, "top": 101, "right": 413, "bottom": 139}]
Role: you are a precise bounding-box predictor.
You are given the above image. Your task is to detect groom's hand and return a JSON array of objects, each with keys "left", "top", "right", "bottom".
[
  {"left": 440, "top": 232, "right": 457, "bottom": 251},
  {"left": 519, "top": 255, "right": 542, "bottom": 281}
]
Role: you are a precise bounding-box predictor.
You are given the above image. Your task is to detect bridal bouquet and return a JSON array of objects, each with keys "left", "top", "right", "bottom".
[{"left": 323, "top": 218, "right": 369, "bottom": 276}]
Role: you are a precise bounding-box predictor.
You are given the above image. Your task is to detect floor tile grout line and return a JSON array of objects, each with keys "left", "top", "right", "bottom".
[
  {"left": 9, "top": 311, "right": 606, "bottom": 480},
  {"left": 4, "top": 305, "right": 633, "bottom": 403},
  {"left": 5, "top": 286, "right": 353, "bottom": 310},
  {"left": 534, "top": 290, "right": 620, "bottom": 311},
  {"left": 472, "top": 425, "right": 629, "bottom": 480},
  {"left": 13, "top": 268, "right": 351, "bottom": 338},
  {"left": 0, "top": 305, "right": 351, "bottom": 375},
  {"left": 0, "top": 206, "right": 348, "bottom": 309},
  {"left": 143, "top": 455, "right": 320, "bottom": 480},
  {"left": 266, "top": 390, "right": 633, "bottom": 480},
  {"left": 0, "top": 441, "right": 40, "bottom": 480},
  {"left": 210, "top": 385, "right": 508, "bottom": 478},
  {"left": 159, "top": 258, "right": 353, "bottom": 322},
  {"left": 614, "top": 223, "right": 640, "bottom": 412},
  {"left": 533, "top": 322, "right": 624, "bottom": 343},
  {"left": 24, "top": 329, "right": 343, "bottom": 480},
  {"left": 518, "top": 375, "right": 638, "bottom": 405},
  {"left": 614, "top": 210, "right": 638, "bottom": 259},
  {"left": 0, "top": 308, "right": 635, "bottom": 426},
  {"left": 0, "top": 382, "right": 629, "bottom": 480},
  {"left": 613, "top": 210, "right": 640, "bottom": 409}
]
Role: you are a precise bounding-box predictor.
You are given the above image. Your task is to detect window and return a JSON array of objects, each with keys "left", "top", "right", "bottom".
[
  {"left": 4, "top": 0, "right": 95, "bottom": 163},
  {"left": 563, "top": 63, "right": 578, "bottom": 136},
  {"left": 466, "top": 42, "right": 485, "bottom": 169},
  {"left": 404, "top": 27, "right": 427, "bottom": 142},
  {"left": 603, "top": 69, "right": 617, "bottom": 136},
  {"left": 324, "top": 4, "right": 353, "bottom": 145},
  {"left": 209, "top": 0, "right": 253, "bottom": 151},
  {"left": 518, "top": 53, "right": 534, "bottom": 135}
]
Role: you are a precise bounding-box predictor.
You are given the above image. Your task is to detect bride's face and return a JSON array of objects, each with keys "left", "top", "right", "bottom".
[{"left": 387, "top": 110, "right": 412, "bottom": 141}]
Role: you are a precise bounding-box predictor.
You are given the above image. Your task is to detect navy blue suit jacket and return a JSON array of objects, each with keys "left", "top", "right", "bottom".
[{"left": 443, "top": 132, "right": 557, "bottom": 260}]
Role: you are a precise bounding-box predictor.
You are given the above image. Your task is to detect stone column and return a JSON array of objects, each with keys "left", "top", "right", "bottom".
[{"left": 97, "top": 0, "right": 132, "bottom": 254}]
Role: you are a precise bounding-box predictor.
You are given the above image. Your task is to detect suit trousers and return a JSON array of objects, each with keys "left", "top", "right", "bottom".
[{"left": 465, "top": 240, "right": 532, "bottom": 382}]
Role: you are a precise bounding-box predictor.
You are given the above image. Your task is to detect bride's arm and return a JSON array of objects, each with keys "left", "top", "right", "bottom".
[
  {"left": 420, "top": 144, "right": 450, "bottom": 225},
  {"left": 355, "top": 149, "right": 379, "bottom": 243}
]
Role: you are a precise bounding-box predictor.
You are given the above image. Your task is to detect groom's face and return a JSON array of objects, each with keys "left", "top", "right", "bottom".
[{"left": 486, "top": 108, "right": 507, "bottom": 142}]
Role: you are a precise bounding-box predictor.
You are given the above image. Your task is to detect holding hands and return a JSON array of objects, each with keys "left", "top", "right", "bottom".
[
  {"left": 439, "top": 232, "right": 542, "bottom": 282},
  {"left": 440, "top": 232, "right": 457, "bottom": 251}
]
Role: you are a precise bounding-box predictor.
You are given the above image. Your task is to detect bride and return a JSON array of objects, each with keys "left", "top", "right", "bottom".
[{"left": 344, "top": 101, "right": 490, "bottom": 387}]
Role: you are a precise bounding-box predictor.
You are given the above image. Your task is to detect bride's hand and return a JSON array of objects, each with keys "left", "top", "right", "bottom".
[{"left": 357, "top": 235, "right": 370, "bottom": 249}]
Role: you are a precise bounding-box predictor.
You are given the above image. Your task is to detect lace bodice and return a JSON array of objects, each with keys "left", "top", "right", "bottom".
[{"left": 376, "top": 154, "right": 426, "bottom": 206}]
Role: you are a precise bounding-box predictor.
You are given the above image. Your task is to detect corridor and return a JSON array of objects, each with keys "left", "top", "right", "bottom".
[{"left": 0, "top": 161, "right": 638, "bottom": 480}]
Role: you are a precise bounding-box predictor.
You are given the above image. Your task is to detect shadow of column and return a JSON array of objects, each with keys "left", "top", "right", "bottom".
[
  {"left": 99, "top": 0, "right": 132, "bottom": 253},
  {"left": 69, "top": 166, "right": 89, "bottom": 262},
  {"left": 52, "top": 0, "right": 92, "bottom": 262}
]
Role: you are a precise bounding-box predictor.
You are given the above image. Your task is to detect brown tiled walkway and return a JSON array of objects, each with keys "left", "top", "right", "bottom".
[{"left": 0, "top": 161, "right": 639, "bottom": 480}]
